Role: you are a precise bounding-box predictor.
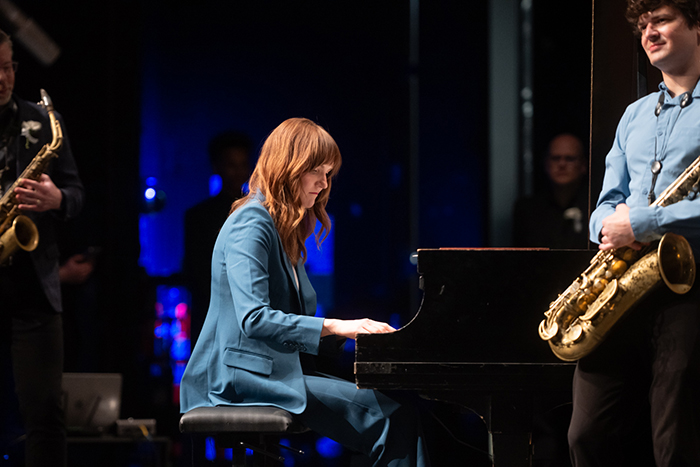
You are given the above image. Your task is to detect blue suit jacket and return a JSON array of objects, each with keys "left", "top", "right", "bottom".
[{"left": 180, "top": 195, "right": 325, "bottom": 414}]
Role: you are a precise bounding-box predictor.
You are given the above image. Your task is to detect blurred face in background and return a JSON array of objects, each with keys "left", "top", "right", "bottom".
[
  {"left": 545, "top": 134, "right": 586, "bottom": 186},
  {"left": 0, "top": 42, "right": 15, "bottom": 107},
  {"left": 216, "top": 147, "right": 250, "bottom": 197}
]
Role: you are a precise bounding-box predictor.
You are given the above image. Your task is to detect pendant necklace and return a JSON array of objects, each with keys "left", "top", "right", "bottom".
[{"left": 649, "top": 91, "right": 692, "bottom": 204}]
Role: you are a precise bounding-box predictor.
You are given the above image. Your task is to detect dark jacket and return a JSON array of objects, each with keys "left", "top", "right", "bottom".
[{"left": 8, "top": 95, "right": 85, "bottom": 311}]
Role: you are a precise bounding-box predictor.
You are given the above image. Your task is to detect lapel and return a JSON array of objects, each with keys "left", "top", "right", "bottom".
[
  {"left": 279, "top": 233, "right": 307, "bottom": 316},
  {"left": 253, "top": 192, "right": 306, "bottom": 315},
  {"left": 13, "top": 98, "right": 38, "bottom": 168},
  {"left": 18, "top": 100, "right": 48, "bottom": 224}
]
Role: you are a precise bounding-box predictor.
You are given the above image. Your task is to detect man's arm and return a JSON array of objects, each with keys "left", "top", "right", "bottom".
[
  {"left": 599, "top": 203, "right": 645, "bottom": 250},
  {"left": 590, "top": 109, "right": 634, "bottom": 247}
]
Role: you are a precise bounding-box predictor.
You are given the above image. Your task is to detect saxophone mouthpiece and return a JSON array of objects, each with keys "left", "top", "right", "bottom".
[{"left": 39, "top": 89, "right": 53, "bottom": 112}]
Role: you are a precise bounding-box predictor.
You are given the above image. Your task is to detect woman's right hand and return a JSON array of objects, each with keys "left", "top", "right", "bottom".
[{"left": 321, "top": 318, "right": 396, "bottom": 339}]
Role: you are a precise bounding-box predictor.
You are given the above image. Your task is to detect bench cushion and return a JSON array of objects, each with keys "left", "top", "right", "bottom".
[{"left": 179, "top": 406, "right": 307, "bottom": 435}]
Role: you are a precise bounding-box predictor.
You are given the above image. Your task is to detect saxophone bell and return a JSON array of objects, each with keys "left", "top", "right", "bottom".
[
  {"left": 0, "top": 215, "right": 39, "bottom": 264},
  {"left": 541, "top": 233, "right": 695, "bottom": 362},
  {"left": 658, "top": 232, "right": 695, "bottom": 294},
  {"left": 539, "top": 154, "right": 700, "bottom": 361}
]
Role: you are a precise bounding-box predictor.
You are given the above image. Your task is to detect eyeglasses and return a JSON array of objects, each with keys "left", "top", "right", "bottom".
[
  {"left": 0, "top": 62, "right": 17, "bottom": 75},
  {"left": 548, "top": 154, "right": 581, "bottom": 164}
]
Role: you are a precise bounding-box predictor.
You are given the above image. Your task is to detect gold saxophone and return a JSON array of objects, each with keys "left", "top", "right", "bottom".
[
  {"left": 0, "top": 89, "right": 63, "bottom": 265},
  {"left": 538, "top": 155, "right": 700, "bottom": 361}
]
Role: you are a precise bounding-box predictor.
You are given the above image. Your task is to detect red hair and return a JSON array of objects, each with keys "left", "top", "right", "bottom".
[{"left": 231, "top": 118, "right": 342, "bottom": 263}]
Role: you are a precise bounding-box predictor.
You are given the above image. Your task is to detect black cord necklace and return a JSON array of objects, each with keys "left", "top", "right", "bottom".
[{"left": 648, "top": 91, "right": 692, "bottom": 204}]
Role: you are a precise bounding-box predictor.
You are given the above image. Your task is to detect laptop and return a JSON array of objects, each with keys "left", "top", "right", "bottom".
[{"left": 62, "top": 372, "right": 122, "bottom": 435}]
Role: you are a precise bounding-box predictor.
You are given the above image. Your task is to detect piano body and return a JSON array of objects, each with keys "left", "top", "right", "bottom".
[{"left": 355, "top": 248, "right": 594, "bottom": 466}]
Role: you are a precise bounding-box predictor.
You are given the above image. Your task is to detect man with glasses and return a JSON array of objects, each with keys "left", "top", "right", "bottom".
[
  {"left": 0, "top": 28, "right": 84, "bottom": 467},
  {"left": 513, "top": 132, "right": 588, "bottom": 248}
]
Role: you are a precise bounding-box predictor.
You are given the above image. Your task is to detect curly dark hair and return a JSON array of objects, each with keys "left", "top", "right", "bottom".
[{"left": 626, "top": 0, "right": 700, "bottom": 34}]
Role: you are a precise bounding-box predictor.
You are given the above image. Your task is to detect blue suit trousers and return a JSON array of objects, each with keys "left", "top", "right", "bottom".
[{"left": 296, "top": 375, "right": 430, "bottom": 467}]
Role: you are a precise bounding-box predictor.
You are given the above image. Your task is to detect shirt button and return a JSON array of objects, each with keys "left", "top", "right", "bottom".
[{"left": 642, "top": 189, "right": 648, "bottom": 195}]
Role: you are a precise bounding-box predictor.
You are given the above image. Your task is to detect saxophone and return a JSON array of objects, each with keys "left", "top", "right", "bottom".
[
  {"left": 0, "top": 89, "right": 63, "bottom": 265},
  {"left": 538, "top": 155, "right": 700, "bottom": 361}
]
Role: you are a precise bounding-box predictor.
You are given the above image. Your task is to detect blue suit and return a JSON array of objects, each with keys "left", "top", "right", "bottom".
[
  {"left": 180, "top": 195, "right": 429, "bottom": 467},
  {"left": 181, "top": 194, "right": 324, "bottom": 413}
]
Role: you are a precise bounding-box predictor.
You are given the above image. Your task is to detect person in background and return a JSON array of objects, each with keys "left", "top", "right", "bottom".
[
  {"left": 183, "top": 131, "right": 252, "bottom": 346},
  {"left": 0, "top": 29, "right": 84, "bottom": 467},
  {"left": 180, "top": 118, "right": 429, "bottom": 467},
  {"left": 58, "top": 238, "right": 101, "bottom": 373},
  {"left": 513, "top": 133, "right": 589, "bottom": 249}
]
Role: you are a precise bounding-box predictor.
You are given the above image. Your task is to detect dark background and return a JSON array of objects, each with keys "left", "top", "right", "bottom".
[{"left": 0, "top": 1, "right": 605, "bottom": 465}]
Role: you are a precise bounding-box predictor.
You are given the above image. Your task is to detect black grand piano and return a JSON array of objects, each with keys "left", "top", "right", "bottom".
[{"left": 355, "top": 248, "right": 594, "bottom": 466}]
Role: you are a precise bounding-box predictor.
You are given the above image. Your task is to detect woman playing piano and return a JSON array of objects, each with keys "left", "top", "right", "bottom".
[{"left": 180, "top": 117, "right": 430, "bottom": 466}]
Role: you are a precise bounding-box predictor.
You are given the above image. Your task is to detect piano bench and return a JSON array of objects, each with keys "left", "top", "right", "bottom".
[{"left": 179, "top": 406, "right": 309, "bottom": 467}]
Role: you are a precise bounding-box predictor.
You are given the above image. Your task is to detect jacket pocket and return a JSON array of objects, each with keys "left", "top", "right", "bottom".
[{"left": 222, "top": 348, "right": 273, "bottom": 376}]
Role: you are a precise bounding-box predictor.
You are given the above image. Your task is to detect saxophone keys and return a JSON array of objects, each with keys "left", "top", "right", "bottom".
[
  {"left": 538, "top": 320, "right": 558, "bottom": 341},
  {"left": 580, "top": 279, "right": 619, "bottom": 321},
  {"left": 591, "top": 277, "right": 609, "bottom": 295},
  {"left": 561, "top": 323, "right": 583, "bottom": 345},
  {"left": 611, "top": 259, "right": 628, "bottom": 276},
  {"left": 576, "top": 293, "right": 595, "bottom": 312},
  {"left": 621, "top": 248, "right": 638, "bottom": 262},
  {"left": 575, "top": 295, "right": 587, "bottom": 312}
]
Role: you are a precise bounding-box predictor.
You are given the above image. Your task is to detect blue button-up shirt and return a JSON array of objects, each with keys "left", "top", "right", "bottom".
[{"left": 590, "top": 79, "right": 700, "bottom": 253}]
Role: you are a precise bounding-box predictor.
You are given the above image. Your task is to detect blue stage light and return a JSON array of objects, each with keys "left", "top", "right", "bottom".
[
  {"left": 343, "top": 338, "right": 355, "bottom": 352},
  {"left": 316, "top": 437, "right": 343, "bottom": 458},
  {"left": 141, "top": 185, "right": 167, "bottom": 213},
  {"left": 305, "top": 217, "right": 334, "bottom": 276},
  {"left": 171, "top": 337, "right": 191, "bottom": 361},
  {"left": 205, "top": 437, "right": 216, "bottom": 461},
  {"left": 209, "top": 174, "right": 222, "bottom": 196},
  {"left": 172, "top": 362, "right": 187, "bottom": 384},
  {"left": 169, "top": 287, "right": 181, "bottom": 300}
]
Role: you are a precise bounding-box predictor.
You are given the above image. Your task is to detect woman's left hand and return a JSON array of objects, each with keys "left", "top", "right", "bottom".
[{"left": 321, "top": 318, "right": 396, "bottom": 339}]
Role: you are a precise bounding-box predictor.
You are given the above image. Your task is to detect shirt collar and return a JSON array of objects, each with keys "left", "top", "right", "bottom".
[{"left": 658, "top": 78, "right": 700, "bottom": 104}]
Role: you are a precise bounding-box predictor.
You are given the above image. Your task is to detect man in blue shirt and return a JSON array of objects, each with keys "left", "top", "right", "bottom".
[{"left": 568, "top": 1, "right": 700, "bottom": 466}]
